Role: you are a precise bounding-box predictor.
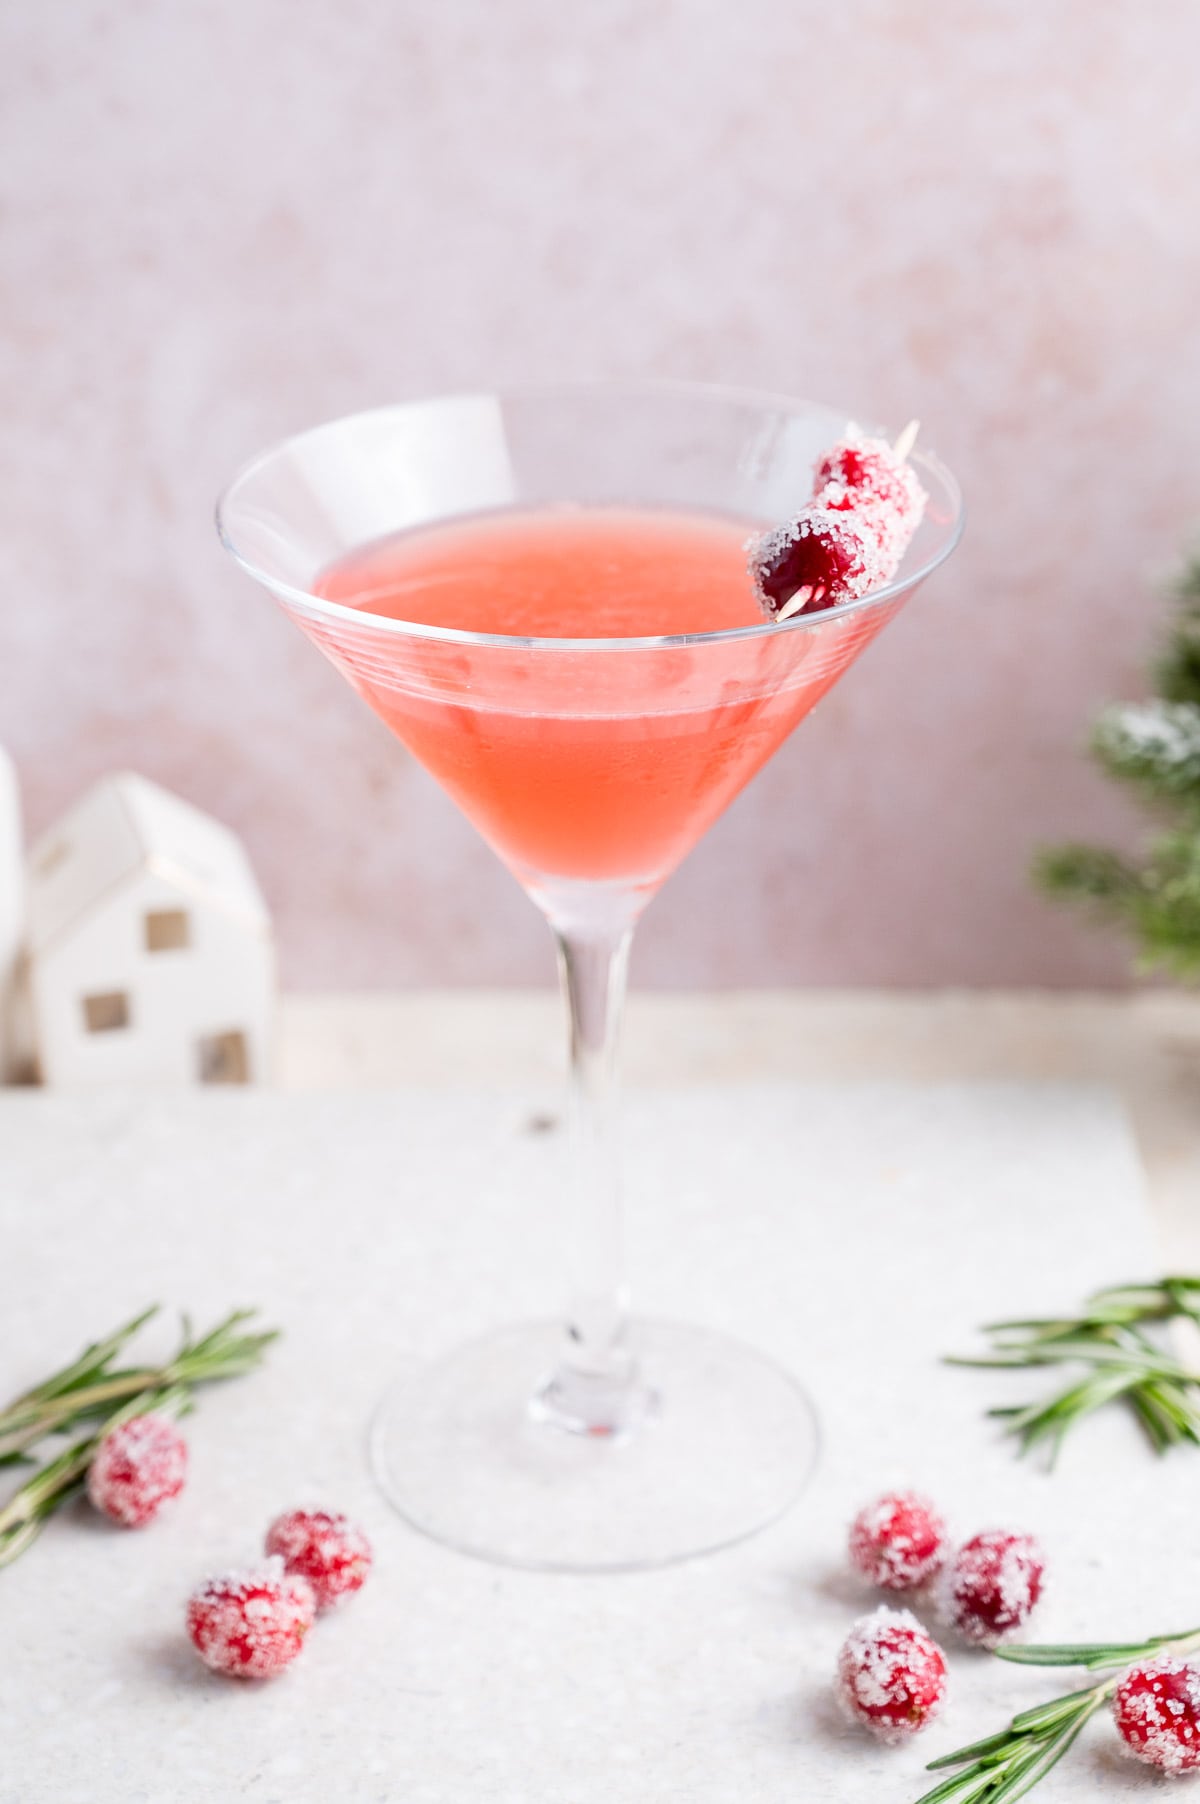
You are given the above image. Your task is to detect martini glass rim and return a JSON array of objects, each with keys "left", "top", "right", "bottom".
[{"left": 215, "top": 378, "right": 965, "bottom": 654}]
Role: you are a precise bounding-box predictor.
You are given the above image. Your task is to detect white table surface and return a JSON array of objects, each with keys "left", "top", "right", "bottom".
[
  {"left": 276, "top": 989, "right": 1200, "bottom": 1265},
  {"left": 3, "top": 1079, "right": 1196, "bottom": 1803}
]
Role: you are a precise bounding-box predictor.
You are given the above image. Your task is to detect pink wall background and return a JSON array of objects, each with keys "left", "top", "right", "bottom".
[{"left": 2, "top": 1, "right": 1198, "bottom": 989}]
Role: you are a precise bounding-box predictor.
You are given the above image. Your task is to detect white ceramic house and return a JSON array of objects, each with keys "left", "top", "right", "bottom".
[
  {"left": 0, "top": 746, "right": 24, "bottom": 1081},
  {"left": 26, "top": 773, "right": 275, "bottom": 1088}
]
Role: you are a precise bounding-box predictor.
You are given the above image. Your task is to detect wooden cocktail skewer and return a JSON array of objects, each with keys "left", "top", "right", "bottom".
[
  {"left": 777, "top": 583, "right": 819, "bottom": 622},
  {"left": 892, "top": 418, "right": 920, "bottom": 462}
]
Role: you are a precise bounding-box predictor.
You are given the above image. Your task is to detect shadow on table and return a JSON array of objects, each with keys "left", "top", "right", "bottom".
[
  {"left": 757, "top": 1677, "right": 860, "bottom": 1751},
  {"left": 1085, "top": 1736, "right": 1165, "bottom": 1793},
  {"left": 130, "top": 1635, "right": 231, "bottom": 1691}
]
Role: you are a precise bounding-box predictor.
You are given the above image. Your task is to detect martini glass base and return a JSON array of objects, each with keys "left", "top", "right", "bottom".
[{"left": 368, "top": 1319, "right": 820, "bottom": 1572}]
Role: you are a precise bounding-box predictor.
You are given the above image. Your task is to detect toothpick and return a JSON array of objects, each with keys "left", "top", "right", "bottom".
[
  {"left": 892, "top": 419, "right": 920, "bottom": 462},
  {"left": 777, "top": 585, "right": 813, "bottom": 622}
]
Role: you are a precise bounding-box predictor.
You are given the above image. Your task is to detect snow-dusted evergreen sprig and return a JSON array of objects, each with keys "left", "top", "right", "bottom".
[
  {"left": 1036, "top": 827, "right": 1200, "bottom": 978},
  {"left": 915, "top": 1624, "right": 1200, "bottom": 1804},
  {"left": 1035, "top": 543, "right": 1200, "bottom": 974},
  {"left": 948, "top": 1277, "right": 1200, "bottom": 1465},
  {"left": 1091, "top": 700, "right": 1200, "bottom": 802},
  {"left": 0, "top": 1306, "right": 279, "bottom": 1567},
  {"left": 1153, "top": 542, "right": 1200, "bottom": 703}
]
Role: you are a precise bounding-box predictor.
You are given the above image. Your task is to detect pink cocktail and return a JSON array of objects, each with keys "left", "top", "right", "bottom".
[
  {"left": 218, "top": 385, "right": 962, "bottom": 1570},
  {"left": 316, "top": 506, "right": 896, "bottom": 899}
]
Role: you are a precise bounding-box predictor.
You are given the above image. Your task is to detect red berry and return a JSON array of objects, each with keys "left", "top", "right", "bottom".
[
  {"left": 837, "top": 1607, "right": 947, "bottom": 1741},
  {"left": 848, "top": 1491, "right": 948, "bottom": 1592},
  {"left": 86, "top": 1413, "right": 188, "bottom": 1528},
  {"left": 814, "top": 433, "right": 925, "bottom": 513},
  {"left": 1113, "top": 1658, "right": 1200, "bottom": 1773},
  {"left": 749, "top": 507, "right": 887, "bottom": 619},
  {"left": 265, "top": 1508, "right": 373, "bottom": 1610},
  {"left": 946, "top": 1531, "right": 1045, "bottom": 1645},
  {"left": 186, "top": 1559, "right": 315, "bottom": 1679},
  {"left": 814, "top": 433, "right": 927, "bottom": 568}
]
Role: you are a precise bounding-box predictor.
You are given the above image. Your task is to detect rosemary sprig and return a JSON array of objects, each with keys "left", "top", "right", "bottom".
[
  {"left": 916, "top": 1623, "right": 1200, "bottom": 1804},
  {"left": 0, "top": 1307, "right": 279, "bottom": 1568},
  {"left": 947, "top": 1277, "right": 1200, "bottom": 1465}
]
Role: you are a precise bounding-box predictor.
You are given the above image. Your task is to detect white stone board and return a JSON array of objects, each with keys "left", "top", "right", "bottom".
[{"left": 0, "top": 1084, "right": 1188, "bottom": 1803}]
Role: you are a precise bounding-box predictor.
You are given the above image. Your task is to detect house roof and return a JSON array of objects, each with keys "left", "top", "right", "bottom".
[{"left": 27, "top": 773, "right": 272, "bottom": 955}]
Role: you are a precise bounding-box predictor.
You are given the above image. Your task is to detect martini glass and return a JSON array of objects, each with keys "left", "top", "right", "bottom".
[{"left": 217, "top": 383, "right": 962, "bottom": 1571}]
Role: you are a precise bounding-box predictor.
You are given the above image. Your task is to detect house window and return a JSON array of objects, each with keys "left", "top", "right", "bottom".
[
  {"left": 197, "top": 1030, "right": 250, "bottom": 1084},
  {"left": 145, "top": 909, "right": 190, "bottom": 952},
  {"left": 83, "top": 991, "right": 130, "bottom": 1033}
]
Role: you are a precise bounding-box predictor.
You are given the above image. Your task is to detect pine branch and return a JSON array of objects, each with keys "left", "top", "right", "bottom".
[
  {"left": 1153, "top": 546, "right": 1200, "bottom": 703},
  {"left": 1033, "top": 542, "right": 1200, "bottom": 975},
  {"left": 1130, "top": 830, "right": 1200, "bottom": 975},
  {"left": 1176, "top": 547, "right": 1200, "bottom": 605},
  {"left": 1032, "top": 844, "right": 1142, "bottom": 911},
  {"left": 1034, "top": 832, "right": 1200, "bottom": 979},
  {"left": 1091, "top": 701, "right": 1200, "bottom": 806}
]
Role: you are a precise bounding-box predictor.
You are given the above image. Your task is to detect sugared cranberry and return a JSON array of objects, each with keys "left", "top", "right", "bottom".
[
  {"left": 848, "top": 1491, "right": 948, "bottom": 1592},
  {"left": 186, "top": 1558, "right": 315, "bottom": 1679},
  {"left": 815, "top": 432, "right": 925, "bottom": 517},
  {"left": 837, "top": 1606, "right": 947, "bottom": 1740},
  {"left": 1113, "top": 1658, "right": 1200, "bottom": 1773},
  {"left": 86, "top": 1413, "right": 188, "bottom": 1528},
  {"left": 946, "top": 1530, "right": 1045, "bottom": 1645},
  {"left": 749, "top": 507, "right": 886, "bottom": 619},
  {"left": 814, "top": 430, "right": 927, "bottom": 570},
  {"left": 265, "top": 1508, "right": 373, "bottom": 1611}
]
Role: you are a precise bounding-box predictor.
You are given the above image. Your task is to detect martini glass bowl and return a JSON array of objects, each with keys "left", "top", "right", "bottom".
[{"left": 217, "top": 383, "right": 963, "bottom": 1571}]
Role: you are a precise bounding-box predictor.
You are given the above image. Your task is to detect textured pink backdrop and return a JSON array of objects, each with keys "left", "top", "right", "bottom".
[{"left": 2, "top": 1, "right": 1198, "bottom": 988}]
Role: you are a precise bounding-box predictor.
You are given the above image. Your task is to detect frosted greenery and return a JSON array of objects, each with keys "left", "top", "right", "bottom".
[{"left": 1035, "top": 546, "right": 1200, "bottom": 978}]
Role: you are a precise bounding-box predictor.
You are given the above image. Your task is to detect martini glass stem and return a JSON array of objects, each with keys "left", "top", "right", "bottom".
[{"left": 535, "top": 910, "right": 651, "bottom": 1436}]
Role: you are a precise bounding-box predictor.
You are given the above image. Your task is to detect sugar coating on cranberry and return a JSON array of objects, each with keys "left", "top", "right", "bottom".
[
  {"left": 946, "top": 1530, "right": 1045, "bottom": 1645},
  {"left": 749, "top": 507, "right": 887, "bottom": 620},
  {"left": 848, "top": 1491, "right": 948, "bottom": 1592},
  {"left": 186, "top": 1558, "right": 315, "bottom": 1679},
  {"left": 1113, "top": 1658, "right": 1200, "bottom": 1773},
  {"left": 814, "top": 430, "right": 927, "bottom": 570},
  {"left": 265, "top": 1508, "right": 373, "bottom": 1610},
  {"left": 837, "top": 1606, "right": 947, "bottom": 1741},
  {"left": 814, "top": 433, "right": 926, "bottom": 520},
  {"left": 86, "top": 1412, "right": 188, "bottom": 1528}
]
